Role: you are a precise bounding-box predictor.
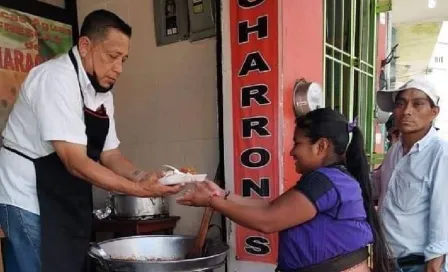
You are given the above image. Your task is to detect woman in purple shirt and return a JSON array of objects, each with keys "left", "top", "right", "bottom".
[{"left": 178, "top": 108, "right": 393, "bottom": 272}]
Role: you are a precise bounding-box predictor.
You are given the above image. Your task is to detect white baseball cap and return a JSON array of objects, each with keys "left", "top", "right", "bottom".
[{"left": 376, "top": 77, "right": 440, "bottom": 112}]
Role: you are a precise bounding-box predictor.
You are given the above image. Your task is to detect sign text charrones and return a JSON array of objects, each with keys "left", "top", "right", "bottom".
[{"left": 230, "top": 0, "right": 279, "bottom": 264}]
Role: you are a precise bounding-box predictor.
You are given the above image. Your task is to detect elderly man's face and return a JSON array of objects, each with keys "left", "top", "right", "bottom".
[{"left": 393, "top": 88, "right": 439, "bottom": 134}]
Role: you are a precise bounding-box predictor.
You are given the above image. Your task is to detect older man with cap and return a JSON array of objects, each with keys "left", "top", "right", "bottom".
[{"left": 374, "top": 77, "right": 448, "bottom": 272}]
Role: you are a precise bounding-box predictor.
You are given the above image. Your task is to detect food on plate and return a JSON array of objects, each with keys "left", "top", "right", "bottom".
[
  {"left": 159, "top": 165, "right": 206, "bottom": 185},
  {"left": 179, "top": 167, "right": 196, "bottom": 174}
]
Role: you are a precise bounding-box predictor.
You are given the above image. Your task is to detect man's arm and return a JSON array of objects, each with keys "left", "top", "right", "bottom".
[
  {"left": 424, "top": 150, "right": 448, "bottom": 272},
  {"left": 425, "top": 256, "right": 445, "bottom": 272},
  {"left": 53, "top": 141, "right": 143, "bottom": 195},
  {"left": 52, "top": 141, "right": 182, "bottom": 197},
  {"left": 100, "top": 148, "right": 149, "bottom": 182}
]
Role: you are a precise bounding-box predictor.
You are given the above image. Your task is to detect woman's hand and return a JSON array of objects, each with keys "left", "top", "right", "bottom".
[
  {"left": 176, "top": 181, "right": 221, "bottom": 207},
  {"left": 203, "top": 180, "right": 225, "bottom": 196}
]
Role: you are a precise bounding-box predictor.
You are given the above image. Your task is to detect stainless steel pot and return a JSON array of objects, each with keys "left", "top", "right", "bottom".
[
  {"left": 88, "top": 235, "right": 229, "bottom": 272},
  {"left": 111, "top": 194, "right": 169, "bottom": 218}
]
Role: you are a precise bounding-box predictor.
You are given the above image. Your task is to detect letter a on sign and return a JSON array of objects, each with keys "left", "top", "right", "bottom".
[{"left": 238, "top": 52, "right": 270, "bottom": 77}]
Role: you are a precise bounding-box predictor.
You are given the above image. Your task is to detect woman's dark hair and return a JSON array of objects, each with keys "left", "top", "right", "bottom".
[{"left": 295, "top": 107, "right": 393, "bottom": 272}]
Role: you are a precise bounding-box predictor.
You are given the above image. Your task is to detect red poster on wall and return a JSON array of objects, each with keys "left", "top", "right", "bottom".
[
  {"left": 230, "top": 0, "right": 279, "bottom": 264},
  {"left": 0, "top": 5, "right": 73, "bottom": 139}
]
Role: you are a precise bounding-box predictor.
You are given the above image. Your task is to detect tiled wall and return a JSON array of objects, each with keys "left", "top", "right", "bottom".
[{"left": 77, "top": 0, "right": 220, "bottom": 236}]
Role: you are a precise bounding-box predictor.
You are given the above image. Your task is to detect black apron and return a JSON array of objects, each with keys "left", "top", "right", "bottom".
[{"left": 3, "top": 48, "right": 110, "bottom": 272}]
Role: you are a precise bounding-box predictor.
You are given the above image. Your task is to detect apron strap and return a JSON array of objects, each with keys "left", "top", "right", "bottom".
[
  {"left": 68, "top": 49, "right": 85, "bottom": 104},
  {"left": 2, "top": 146, "right": 34, "bottom": 161}
]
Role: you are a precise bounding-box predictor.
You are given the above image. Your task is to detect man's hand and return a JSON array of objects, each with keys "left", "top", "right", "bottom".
[
  {"left": 136, "top": 173, "right": 185, "bottom": 197},
  {"left": 425, "top": 255, "right": 445, "bottom": 272},
  {"left": 51, "top": 141, "right": 183, "bottom": 196}
]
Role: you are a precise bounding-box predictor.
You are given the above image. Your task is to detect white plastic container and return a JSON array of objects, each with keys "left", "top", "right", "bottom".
[{"left": 158, "top": 171, "right": 207, "bottom": 185}]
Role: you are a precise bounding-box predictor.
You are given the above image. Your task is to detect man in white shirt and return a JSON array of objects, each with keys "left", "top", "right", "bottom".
[
  {"left": 374, "top": 77, "right": 448, "bottom": 272},
  {"left": 0, "top": 10, "right": 183, "bottom": 272}
]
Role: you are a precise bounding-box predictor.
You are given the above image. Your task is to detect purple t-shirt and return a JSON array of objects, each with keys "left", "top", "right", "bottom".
[{"left": 277, "top": 166, "right": 373, "bottom": 271}]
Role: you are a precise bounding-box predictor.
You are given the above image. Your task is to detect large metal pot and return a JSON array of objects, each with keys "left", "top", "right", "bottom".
[
  {"left": 88, "top": 235, "right": 229, "bottom": 272},
  {"left": 111, "top": 194, "right": 169, "bottom": 218}
]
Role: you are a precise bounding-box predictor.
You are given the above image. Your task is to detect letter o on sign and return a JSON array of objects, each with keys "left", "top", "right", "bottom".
[{"left": 241, "top": 148, "right": 270, "bottom": 168}]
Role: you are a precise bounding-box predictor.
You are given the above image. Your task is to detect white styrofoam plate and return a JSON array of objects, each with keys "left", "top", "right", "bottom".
[{"left": 158, "top": 172, "right": 207, "bottom": 185}]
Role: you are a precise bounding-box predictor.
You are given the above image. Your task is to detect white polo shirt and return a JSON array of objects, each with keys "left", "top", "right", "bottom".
[{"left": 0, "top": 46, "right": 120, "bottom": 215}]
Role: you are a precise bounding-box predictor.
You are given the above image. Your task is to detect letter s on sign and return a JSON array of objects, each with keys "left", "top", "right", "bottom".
[{"left": 245, "top": 236, "right": 271, "bottom": 255}]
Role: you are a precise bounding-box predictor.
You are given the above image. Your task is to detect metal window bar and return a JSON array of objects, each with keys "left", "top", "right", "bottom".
[
  {"left": 323, "top": 0, "right": 377, "bottom": 163},
  {"left": 366, "top": 0, "right": 378, "bottom": 161}
]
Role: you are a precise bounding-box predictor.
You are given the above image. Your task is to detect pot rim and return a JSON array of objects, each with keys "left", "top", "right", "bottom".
[{"left": 88, "top": 235, "right": 229, "bottom": 264}]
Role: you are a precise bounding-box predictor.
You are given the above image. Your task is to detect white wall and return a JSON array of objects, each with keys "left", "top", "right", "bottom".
[{"left": 77, "top": 0, "right": 221, "bottom": 237}]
